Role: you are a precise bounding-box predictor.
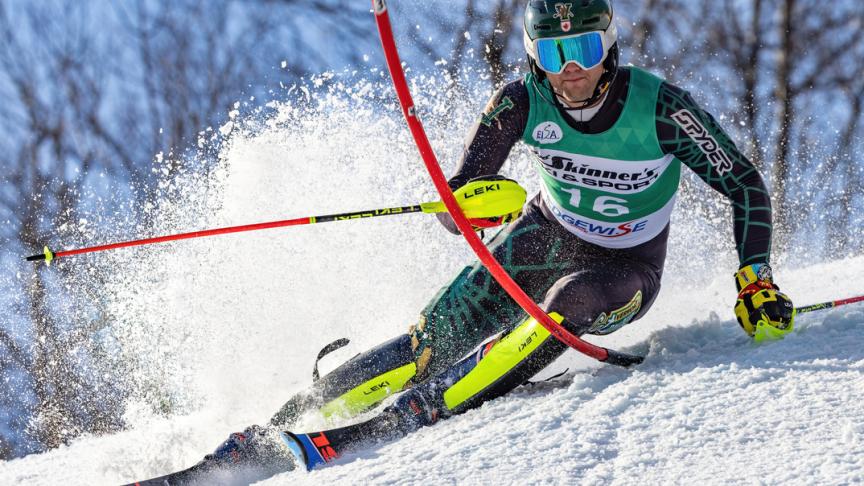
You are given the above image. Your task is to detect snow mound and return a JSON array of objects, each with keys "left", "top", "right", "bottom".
[{"left": 2, "top": 255, "right": 862, "bottom": 485}]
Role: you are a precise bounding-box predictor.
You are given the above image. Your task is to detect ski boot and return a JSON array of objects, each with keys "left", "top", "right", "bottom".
[
  {"left": 128, "top": 425, "right": 306, "bottom": 485},
  {"left": 204, "top": 424, "right": 306, "bottom": 474}
]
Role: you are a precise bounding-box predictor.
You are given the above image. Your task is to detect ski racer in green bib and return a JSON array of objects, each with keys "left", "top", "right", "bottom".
[{"left": 155, "top": 1, "right": 797, "bottom": 480}]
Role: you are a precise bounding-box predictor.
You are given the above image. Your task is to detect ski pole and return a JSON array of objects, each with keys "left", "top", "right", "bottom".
[
  {"left": 25, "top": 178, "right": 529, "bottom": 265},
  {"left": 796, "top": 295, "right": 864, "bottom": 314},
  {"left": 24, "top": 201, "right": 454, "bottom": 264}
]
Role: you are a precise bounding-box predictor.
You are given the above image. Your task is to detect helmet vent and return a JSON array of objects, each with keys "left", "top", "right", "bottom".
[{"left": 582, "top": 16, "right": 600, "bottom": 25}]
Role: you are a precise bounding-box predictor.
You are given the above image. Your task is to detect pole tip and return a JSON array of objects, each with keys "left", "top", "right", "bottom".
[
  {"left": 25, "top": 246, "right": 54, "bottom": 265},
  {"left": 602, "top": 348, "right": 644, "bottom": 368}
]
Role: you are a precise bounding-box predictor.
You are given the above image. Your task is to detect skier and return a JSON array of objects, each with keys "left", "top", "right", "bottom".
[{"left": 134, "top": 1, "right": 796, "bottom": 482}]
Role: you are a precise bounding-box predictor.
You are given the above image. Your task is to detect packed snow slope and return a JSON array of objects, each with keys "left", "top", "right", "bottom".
[{"left": 2, "top": 72, "right": 863, "bottom": 485}]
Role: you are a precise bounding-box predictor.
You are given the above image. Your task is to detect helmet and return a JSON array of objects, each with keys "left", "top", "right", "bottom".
[{"left": 523, "top": 1, "right": 619, "bottom": 104}]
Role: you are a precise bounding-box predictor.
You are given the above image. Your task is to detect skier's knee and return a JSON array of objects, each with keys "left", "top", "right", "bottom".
[{"left": 543, "top": 272, "right": 648, "bottom": 336}]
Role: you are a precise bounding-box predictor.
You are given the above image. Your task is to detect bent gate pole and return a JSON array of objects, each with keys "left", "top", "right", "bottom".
[{"left": 372, "top": 0, "right": 642, "bottom": 366}]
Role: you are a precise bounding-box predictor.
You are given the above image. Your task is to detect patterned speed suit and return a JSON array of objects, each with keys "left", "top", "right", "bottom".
[{"left": 271, "top": 66, "right": 773, "bottom": 467}]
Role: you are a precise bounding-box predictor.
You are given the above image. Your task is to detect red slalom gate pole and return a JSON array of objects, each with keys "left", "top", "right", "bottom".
[{"left": 371, "top": 0, "right": 641, "bottom": 366}]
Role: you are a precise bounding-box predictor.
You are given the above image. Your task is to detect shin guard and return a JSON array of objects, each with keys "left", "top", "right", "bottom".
[{"left": 271, "top": 334, "right": 417, "bottom": 427}]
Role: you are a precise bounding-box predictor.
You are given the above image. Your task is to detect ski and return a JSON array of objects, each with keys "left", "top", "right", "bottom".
[
  {"left": 126, "top": 458, "right": 302, "bottom": 486},
  {"left": 125, "top": 462, "right": 210, "bottom": 486},
  {"left": 125, "top": 427, "right": 310, "bottom": 485},
  {"left": 125, "top": 461, "right": 288, "bottom": 486}
]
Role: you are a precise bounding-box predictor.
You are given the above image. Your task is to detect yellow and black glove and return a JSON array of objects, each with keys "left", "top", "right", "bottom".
[
  {"left": 734, "top": 263, "right": 795, "bottom": 342},
  {"left": 436, "top": 176, "right": 527, "bottom": 234}
]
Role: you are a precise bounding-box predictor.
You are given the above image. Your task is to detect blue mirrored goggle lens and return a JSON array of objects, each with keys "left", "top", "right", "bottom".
[{"left": 535, "top": 32, "right": 605, "bottom": 73}]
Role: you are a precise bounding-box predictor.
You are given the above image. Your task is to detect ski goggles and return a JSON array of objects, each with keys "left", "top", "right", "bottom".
[{"left": 530, "top": 31, "right": 611, "bottom": 74}]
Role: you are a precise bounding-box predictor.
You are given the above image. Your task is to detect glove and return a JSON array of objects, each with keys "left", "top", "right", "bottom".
[
  {"left": 436, "top": 175, "right": 527, "bottom": 234},
  {"left": 734, "top": 263, "right": 795, "bottom": 342}
]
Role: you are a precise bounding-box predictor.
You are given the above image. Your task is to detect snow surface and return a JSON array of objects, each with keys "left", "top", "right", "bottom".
[{"left": 2, "top": 74, "right": 863, "bottom": 485}]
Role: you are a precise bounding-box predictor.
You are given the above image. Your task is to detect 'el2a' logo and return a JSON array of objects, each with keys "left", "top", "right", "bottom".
[{"left": 533, "top": 121, "right": 563, "bottom": 144}]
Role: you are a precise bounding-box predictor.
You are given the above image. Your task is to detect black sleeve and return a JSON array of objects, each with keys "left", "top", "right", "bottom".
[
  {"left": 448, "top": 79, "right": 531, "bottom": 190},
  {"left": 655, "top": 82, "right": 773, "bottom": 267},
  {"left": 437, "top": 79, "right": 531, "bottom": 235}
]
